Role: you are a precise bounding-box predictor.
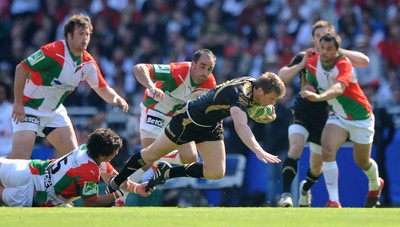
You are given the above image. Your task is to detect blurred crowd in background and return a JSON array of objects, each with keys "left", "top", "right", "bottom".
[{"left": 0, "top": 0, "right": 399, "bottom": 206}]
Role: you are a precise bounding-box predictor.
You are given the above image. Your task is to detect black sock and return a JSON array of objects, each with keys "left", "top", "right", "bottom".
[
  {"left": 302, "top": 169, "right": 320, "bottom": 192},
  {"left": 169, "top": 162, "right": 204, "bottom": 179},
  {"left": 114, "top": 152, "right": 146, "bottom": 185},
  {"left": 282, "top": 157, "right": 298, "bottom": 193}
]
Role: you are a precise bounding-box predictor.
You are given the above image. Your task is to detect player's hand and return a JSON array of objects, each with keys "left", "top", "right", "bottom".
[
  {"left": 301, "top": 48, "right": 315, "bottom": 66},
  {"left": 149, "top": 87, "right": 165, "bottom": 100},
  {"left": 299, "top": 90, "right": 320, "bottom": 102},
  {"left": 12, "top": 102, "right": 26, "bottom": 124},
  {"left": 124, "top": 180, "right": 153, "bottom": 197},
  {"left": 255, "top": 150, "right": 281, "bottom": 164},
  {"left": 113, "top": 96, "right": 129, "bottom": 112}
]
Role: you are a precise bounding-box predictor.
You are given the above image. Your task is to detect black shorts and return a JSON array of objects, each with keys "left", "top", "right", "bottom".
[
  {"left": 292, "top": 97, "right": 328, "bottom": 145},
  {"left": 164, "top": 111, "right": 224, "bottom": 145}
]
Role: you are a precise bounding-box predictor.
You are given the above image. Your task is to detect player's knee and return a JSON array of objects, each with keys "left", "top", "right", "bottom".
[
  {"left": 288, "top": 144, "right": 303, "bottom": 157},
  {"left": 180, "top": 154, "right": 198, "bottom": 164},
  {"left": 204, "top": 169, "right": 225, "bottom": 180}
]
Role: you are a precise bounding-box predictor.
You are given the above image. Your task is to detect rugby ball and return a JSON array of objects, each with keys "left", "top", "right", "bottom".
[{"left": 247, "top": 104, "right": 274, "bottom": 121}]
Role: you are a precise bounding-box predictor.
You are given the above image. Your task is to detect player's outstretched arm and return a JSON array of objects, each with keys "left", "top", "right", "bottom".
[{"left": 340, "top": 48, "right": 370, "bottom": 67}]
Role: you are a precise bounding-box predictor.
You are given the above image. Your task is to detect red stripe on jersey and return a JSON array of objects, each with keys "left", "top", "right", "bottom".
[
  {"left": 334, "top": 57, "right": 353, "bottom": 86},
  {"left": 104, "top": 162, "right": 115, "bottom": 174},
  {"left": 21, "top": 62, "right": 43, "bottom": 86},
  {"left": 83, "top": 51, "right": 107, "bottom": 88},
  {"left": 146, "top": 64, "right": 155, "bottom": 80},
  {"left": 41, "top": 40, "right": 65, "bottom": 67},
  {"left": 306, "top": 55, "right": 319, "bottom": 77},
  {"left": 170, "top": 62, "right": 191, "bottom": 86},
  {"left": 29, "top": 165, "right": 39, "bottom": 174}
]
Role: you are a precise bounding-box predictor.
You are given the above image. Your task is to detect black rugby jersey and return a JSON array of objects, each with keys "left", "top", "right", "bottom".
[
  {"left": 184, "top": 77, "right": 257, "bottom": 126},
  {"left": 290, "top": 51, "right": 328, "bottom": 117}
]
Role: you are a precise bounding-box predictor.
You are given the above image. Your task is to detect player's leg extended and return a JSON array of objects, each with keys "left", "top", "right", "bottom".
[
  {"left": 279, "top": 124, "right": 308, "bottom": 207},
  {"left": 157, "top": 140, "right": 225, "bottom": 181},
  {"left": 113, "top": 131, "right": 179, "bottom": 188},
  {"left": 352, "top": 121, "right": 383, "bottom": 207},
  {"left": 321, "top": 123, "right": 347, "bottom": 207},
  {"left": 298, "top": 144, "right": 323, "bottom": 207}
]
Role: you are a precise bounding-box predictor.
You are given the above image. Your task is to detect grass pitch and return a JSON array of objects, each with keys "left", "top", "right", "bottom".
[{"left": 0, "top": 207, "right": 399, "bottom": 227}]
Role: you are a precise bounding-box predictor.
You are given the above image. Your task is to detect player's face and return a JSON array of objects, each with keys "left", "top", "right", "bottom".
[
  {"left": 255, "top": 88, "right": 280, "bottom": 107},
  {"left": 104, "top": 149, "right": 119, "bottom": 163},
  {"left": 319, "top": 40, "right": 339, "bottom": 65},
  {"left": 191, "top": 55, "right": 215, "bottom": 84},
  {"left": 68, "top": 26, "right": 91, "bottom": 55},
  {"left": 313, "top": 27, "right": 331, "bottom": 53}
]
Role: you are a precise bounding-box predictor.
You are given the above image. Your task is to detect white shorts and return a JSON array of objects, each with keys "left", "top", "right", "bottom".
[
  {"left": 139, "top": 103, "right": 171, "bottom": 139},
  {"left": 12, "top": 106, "right": 72, "bottom": 137},
  {"left": 0, "top": 159, "right": 34, "bottom": 207},
  {"left": 288, "top": 124, "right": 322, "bottom": 154},
  {"left": 326, "top": 111, "right": 375, "bottom": 144}
]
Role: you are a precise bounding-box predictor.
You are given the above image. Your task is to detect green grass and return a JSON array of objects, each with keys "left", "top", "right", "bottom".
[{"left": 0, "top": 207, "right": 399, "bottom": 227}]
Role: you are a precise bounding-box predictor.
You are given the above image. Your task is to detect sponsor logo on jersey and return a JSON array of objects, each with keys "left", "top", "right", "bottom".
[
  {"left": 22, "top": 115, "right": 40, "bottom": 125},
  {"left": 146, "top": 115, "right": 165, "bottom": 128},
  {"left": 50, "top": 79, "right": 76, "bottom": 91},
  {"left": 82, "top": 181, "right": 98, "bottom": 196},
  {"left": 153, "top": 65, "right": 170, "bottom": 74},
  {"left": 27, "top": 50, "right": 45, "bottom": 65}
]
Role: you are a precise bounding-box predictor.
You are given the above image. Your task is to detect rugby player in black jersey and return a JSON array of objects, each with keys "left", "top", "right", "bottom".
[{"left": 106, "top": 72, "right": 286, "bottom": 192}]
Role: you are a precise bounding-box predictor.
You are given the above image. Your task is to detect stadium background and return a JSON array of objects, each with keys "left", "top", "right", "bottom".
[{"left": 0, "top": 0, "right": 399, "bottom": 207}]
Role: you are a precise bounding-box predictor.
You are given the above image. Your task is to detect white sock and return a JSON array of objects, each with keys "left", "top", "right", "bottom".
[
  {"left": 157, "top": 150, "right": 182, "bottom": 165},
  {"left": 363, "top": 159, "right": 380, "bottom": 191},
  {"left": 129, "top": 168, "right": 146, "bottom": 183},
  {"left": 323, "top": 161, "right": 339, "bottom": 203}
]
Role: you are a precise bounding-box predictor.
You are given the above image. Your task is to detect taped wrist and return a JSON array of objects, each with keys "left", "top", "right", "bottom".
[{"left": 131, "top": 183, "right": 139, "bottom": 194}]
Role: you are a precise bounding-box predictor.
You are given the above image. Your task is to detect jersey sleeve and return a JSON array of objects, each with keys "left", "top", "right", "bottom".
[
  {"left": 150, "top": 64, "right": 174, "bottom": 81},
  {"left": 83, "top": 52, "right": 108, "bottom": 88},
  {"left": 76, "top": 164, "right": 101, "bottom": 201},
  {"left": 305, "top": 55, "right": 318, "bottom": 87},
  {"left": 334, "top": 57, "right": 353, "bottom": 86},
  {"left": 22, "top": 42, "right": 63, "bottom": 72},
  {"left": 287, "top": 51, "right": 306, "bottom": 67}
]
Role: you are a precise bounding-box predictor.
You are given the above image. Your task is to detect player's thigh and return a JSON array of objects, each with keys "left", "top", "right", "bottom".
[
  {"left": 177, "top": 141, "right": 198, "bottom": 163},
  {"left": 9, "top": 130, "right": 37, "bottom": 159},
  {"left": 141, "top": 138, "right": 156, "bottom": 149},
  {"left": 46, "top": 125, "right": 78, "bottom": 155},
  {"left": 197, "top": 140, "right": 225, "bottom": 179},
  {"left": 321, "top": 123, "right": 348, "bottom": 157},
  {"left": 141, "top": 131, "right": 179, "bottom": 163}
]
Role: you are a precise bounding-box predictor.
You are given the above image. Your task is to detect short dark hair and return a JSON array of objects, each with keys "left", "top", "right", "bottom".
[
  {"left": 64, "top": 14, "right": 93, "bottom": 39},
  {"left": 86, "top": 128, "right": 122, "bottom": 159},
  {"left": 320, "top": 33, "right": 341, "bottom": 49},
  {"left": 193, "top": 49, "right": 216, "bottom": 64},
  {"left": 254, "top": 72, "right": 286, "bottom": 98},
  {"left": 312, "top": 20, "right": 335, "bottom": 37}
]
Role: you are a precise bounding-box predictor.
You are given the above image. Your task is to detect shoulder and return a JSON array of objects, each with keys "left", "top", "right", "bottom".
[
  {"left": 40, "top": 40, "right": 65, "bottom": 57},
  {"left": 82, "top": 50, "right": 97, "bottom": 63}
]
